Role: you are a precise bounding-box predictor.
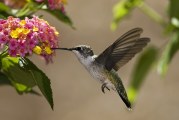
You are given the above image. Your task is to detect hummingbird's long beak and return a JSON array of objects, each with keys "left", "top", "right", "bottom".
[{"left": 51, "top": 47, "right": 75, "bottom": 51}]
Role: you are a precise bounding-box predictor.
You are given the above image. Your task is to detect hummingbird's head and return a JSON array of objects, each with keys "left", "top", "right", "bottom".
[
  {"left": 71, "top": 45, "right": 94, "bottom": 59},
  {"left": 53, "top": 45, "right": 94, "bottom": 59},
  {"left": 52, "top": 45, "right": 95, "bottom": 66}
]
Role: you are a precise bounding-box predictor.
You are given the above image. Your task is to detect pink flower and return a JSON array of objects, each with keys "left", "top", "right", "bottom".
[
  {"left": 19, "top": 47, "right": 27, "bottom": 57},
  {"left": 36, "top": 0, "right": 67, "bottom": 13},
  {"left": 0, "top": 25, "right": 3, "bottom": 31},
  {"left": 9, "top": 38, "right": 18, "bottom": 50},
  {"left": 0, "top": 16, "right": 59, "bottom": 63},
  {"left": 48, "top": 0, "right": 61, "bottom": 10},
  {"left": 18, "top": 39, "right": 26, "bottom": 49},
  {"left": 8, "top": 49, "right": 17, "bottom": 57},
  {"left": 0, "top": 32, "right": 9, "bottom": 44}
]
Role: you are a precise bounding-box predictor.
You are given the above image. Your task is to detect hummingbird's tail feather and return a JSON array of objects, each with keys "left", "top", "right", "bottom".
[
  {"left": 116, "top": 88, "right": 131, "bottom": 109},
  {"left": 110, "top": 70, "right": 131, "bottom": 108}
]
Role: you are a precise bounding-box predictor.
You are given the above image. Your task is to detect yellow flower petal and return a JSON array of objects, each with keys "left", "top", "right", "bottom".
[
  {"left": 23, "top": 28, "right": 30, "bottom": 34},
  {"left": 33, "top": 46, "right": 42, "bottom": 55},
  {"left": 62, "top": 0, "right": 67, "bottom": 4},
  {"left": 44, "top": 47, "right": 52, "bottom": 54},
  {"left": 55, "top": 31, "right": 59, "bottom": 35},
  {"left": 10, "top": 30, "right": 18, "bottom": 38},
  {"left": 45, "top": 20, "right": 49, "bottom": 25},
  {"left": 19, "top": 20, "right": 26, "bottom": 26},
  {"left": 16, "top": 28, "right": 23, "bottom": 33},
  {"left": 10, "top": 28, "right": 30, "bottom": 38},
  {"left": 33, "top": 27, "right": 38, "bottom": 32}
]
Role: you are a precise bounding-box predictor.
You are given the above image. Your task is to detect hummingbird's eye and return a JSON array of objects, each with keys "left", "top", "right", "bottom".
[{"left": 76, "top": 47, "right": 82, "bottom": 51}]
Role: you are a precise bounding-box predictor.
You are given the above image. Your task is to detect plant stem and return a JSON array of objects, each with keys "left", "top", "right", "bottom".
[
  {"left": 16, "top": 3, "right": 30, "bottom": 17},
  {"left": 138, "top": 2, "right": 167, "bottom": 27}
]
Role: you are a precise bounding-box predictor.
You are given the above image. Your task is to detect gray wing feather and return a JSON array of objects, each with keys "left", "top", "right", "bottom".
[{"left": 96, "top": 28, "right": 150, "bottom": 71}]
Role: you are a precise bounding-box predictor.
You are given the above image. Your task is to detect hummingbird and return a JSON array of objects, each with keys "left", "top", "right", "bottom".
[{"left": 53, "top": 28, "right": 150, "bottom": 109}]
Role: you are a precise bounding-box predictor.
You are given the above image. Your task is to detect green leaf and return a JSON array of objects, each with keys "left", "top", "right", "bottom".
[
  {"left": 0, "top": 72, "right": 11, "bottom": 86},
  {"left": 44, "top": 9, "right": 74, "bottom": 29},
  {"left": 28, "top": 89, "right": 41, "bottom": 96},
  {"left": 0, "top": 70, "right": 40, "bottom": 95},
  {"left": 0, "top": 14, "right": 6, "bottom": 19},
  {"left": 111, "top": 0, "right": 144, "bottom": 30},
  {"left": 1, "top": 57, "right": 36, "bottom": 93},
  {"left": 128, "top": 46, "right": 158, "bottom": 103},
  {"left": 169, "top": 0, "right": 179, "bottom": 20},
  {"left": 32, "top": 70, "right": 54, "bottom": 109},
  {"left": 0, "top": 2, "right": 13, "bottom": 18},
  {"left": 0, "top": 2, "right": 10, "bottom": 12},
  {"left": 158, "top": 32, "right": 179, "bottom": 75},
  {"left": 22, "top": 58, "right": 54, "bottom": 109},
  {"left": 168, "top": 0, "right": 179, "bottom": 29},
  {"left": 1, "top": 57, "right": 53, "bottom": 109}
]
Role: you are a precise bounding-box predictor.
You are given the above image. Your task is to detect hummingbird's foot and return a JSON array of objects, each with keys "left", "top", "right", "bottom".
[{"left": 101, "top": 83, "right": 110, "bottom": 93}]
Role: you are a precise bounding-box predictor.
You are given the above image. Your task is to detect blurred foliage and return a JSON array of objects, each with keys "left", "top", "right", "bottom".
[
  {"left": 111, "top": 0, "right": 144, "bottom": 30},
  {"left": 45, "top": 9, "right": 74, "bottom": 29},
  {"left": 112, "top": 0, "right": 179, "bottom": 105},
  {"left": 158, "top": 32, "right": 179, "bottom": 75},
  {"left": 0, "top": 0, "right": 73, "bottom": 28},
  {"left": 128, "top": 47, "right": 158, "bottom": 103}
]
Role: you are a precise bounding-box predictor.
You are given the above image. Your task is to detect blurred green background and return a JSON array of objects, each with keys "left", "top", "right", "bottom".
[{"left": 1, "top": 0, "right": 179, "bottom": 120}]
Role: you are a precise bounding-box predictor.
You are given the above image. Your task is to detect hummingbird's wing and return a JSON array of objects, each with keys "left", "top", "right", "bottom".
[{"left": 96, "top": 28, "right": 150, "bottom": 71}]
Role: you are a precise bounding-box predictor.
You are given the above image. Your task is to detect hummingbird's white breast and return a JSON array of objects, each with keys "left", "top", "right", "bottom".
[
  {"left": 73, "top": 50, "right": 115, "bottom": 90},
  {"left": 74, "top": 52, "right": 106, "bottom": 82}
]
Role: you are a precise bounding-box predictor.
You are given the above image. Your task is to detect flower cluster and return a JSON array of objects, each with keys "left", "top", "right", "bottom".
[
  {"left": 3, "top": 0, "right": 67, "bottom": 13},
  {"left": 48, "top": 0, "right": 67, "bottom": 11},
  {"left": 36, "top": 0, "right": 67, "bottom": 13},
  {"left": 0, "top": 16, "right": 59, "bottom": 62}
]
